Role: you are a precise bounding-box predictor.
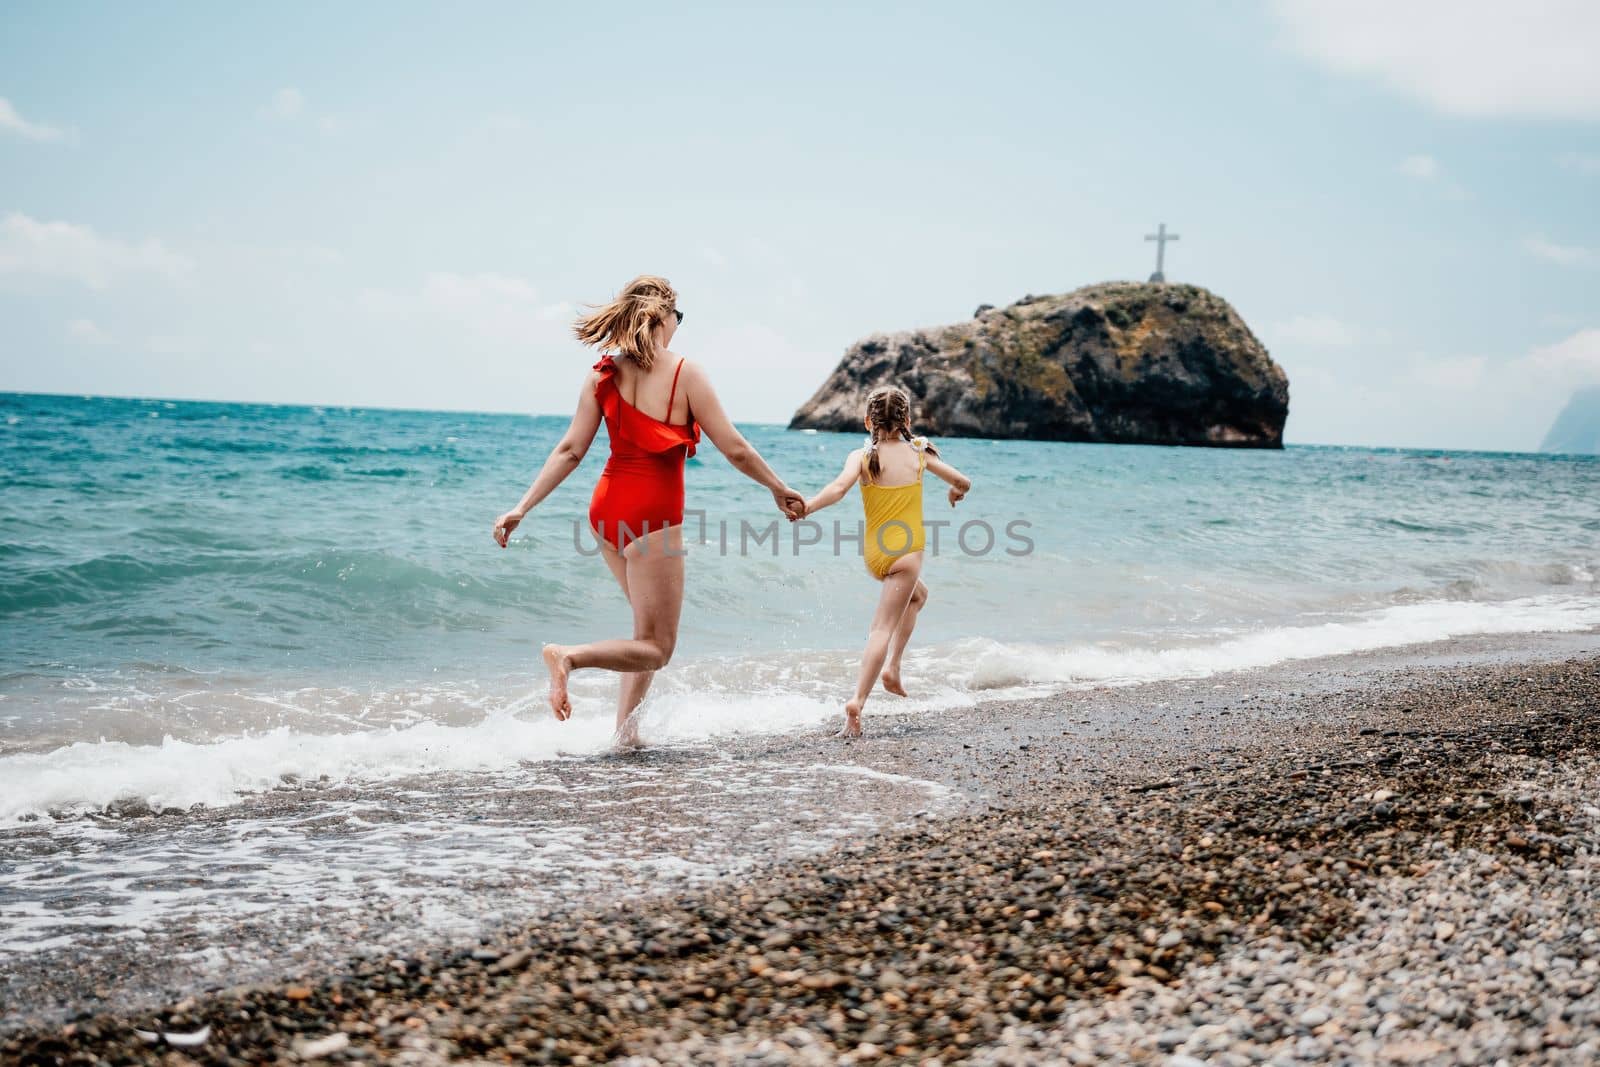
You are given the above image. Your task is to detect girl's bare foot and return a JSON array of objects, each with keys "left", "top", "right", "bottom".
[
  {"left": 541, "top": 644, "right": 573, "bottom": 720},
  {"left": 838, "top": 700, "right": 863, "bottom": 738},
  {"left": 880, "top": 668, "right": 908, "bottom": 697}
]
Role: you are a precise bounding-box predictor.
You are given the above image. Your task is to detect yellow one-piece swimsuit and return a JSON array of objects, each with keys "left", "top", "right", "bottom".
[{"left": 860, "top": 436, "right": 928, "bottom": 580}]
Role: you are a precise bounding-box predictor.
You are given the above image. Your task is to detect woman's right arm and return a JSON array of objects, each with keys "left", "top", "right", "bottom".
[
  {"left": 493, "top": 374, "right": 603, "bottom": 547},
  {"left": 679, "top": 361, "right": 805, "bottom": 519}
]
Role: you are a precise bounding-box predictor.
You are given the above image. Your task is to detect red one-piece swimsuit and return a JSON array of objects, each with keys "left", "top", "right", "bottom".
[{"left": 587, "top": 355, "right": 700, "bottom": 550}]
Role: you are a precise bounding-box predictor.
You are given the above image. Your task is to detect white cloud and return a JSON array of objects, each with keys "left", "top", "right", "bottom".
[
  {"left": 356, "top": 286, "right": 407, "bottom": 319},
  {"left": 1518, "top": 327, "right": 1600, "bottom": 383},
  {"left": 691, "top": 318, "right": 833, "bottom": 423},
  {"left": 264, "top": 87, "right": 304, "bottom": 120},
  {"left": 1523, "top": 235, "right": 1592, "bottom": 265},
  {"left": 0, "top": 213, "right": 192, "bottom": 289},
  {"left": 1265, "top": 314, "right": 1370, "bottom": 347},
  {"left": 1559, "top": 152, "right": 1600, "bottom": 175},
  {"left": 1395, "top": 154, "right": 1470, "bottom": 199},
  {"left": 362, "top": 272, "right": 573, "bottom": 346},
  {"left": 1398, "top": 154, "right": 1438, "bottom": 180},
  {"left": 0, "top": 97, "right": 72, "bottom": 143},
  {"left": 66, "top": 318, "right": 111, "bottom": 345},
  {"left": 478, "top": 114, "right": 529, "bottom": 134},
  {"left": 225, "top": 241, "right": 343, "bottom": 268},
  {"left": 1281, "top": 361, "right": 1338, "bottom": 394},
  {"left": 1406, "top": 354, "right": 1487, "bottom": 391},
  {"left": 424, "top": 272, "right": 572, "bottom": 337},
  {"left": 261, "top": 88, "right": 343, "bottom": 135},
  {"left": 283, "top": 243, "right": 342, "bottom": 267},
  {"left": 774, "top": 276, "right": 809, "bottom": 310},
  {"left": 145, "top": 335, "right": 203, "bottom": 356},
  {"left": 1271, "top": 0, "right": 1600, "bottom": 119}
]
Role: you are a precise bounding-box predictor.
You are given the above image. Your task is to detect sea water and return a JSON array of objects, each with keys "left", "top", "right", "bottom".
[
  {"left": 3, "top": 391, "right": 1599, "bottom": 1006},
  {"left": 3, "top": 391, "right": 1599, "bottom": 821}
]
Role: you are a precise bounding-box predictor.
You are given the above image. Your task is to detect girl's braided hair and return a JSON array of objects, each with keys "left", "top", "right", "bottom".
[{"left": 863, "top": 385, "right": 936, "bottom": 480}]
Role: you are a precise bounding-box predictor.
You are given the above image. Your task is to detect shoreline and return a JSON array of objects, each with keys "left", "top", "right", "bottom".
[{"left": 3, "top": 631, "right": 1598, "bottom": 1062}]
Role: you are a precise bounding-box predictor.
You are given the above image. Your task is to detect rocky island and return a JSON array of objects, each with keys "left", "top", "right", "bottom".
[
  {"left": 790, "top": 281, "right": 1290, "bottom": 448},
  {"left": 1540, "top": 386, "right": 1600, "bottom": 455}
]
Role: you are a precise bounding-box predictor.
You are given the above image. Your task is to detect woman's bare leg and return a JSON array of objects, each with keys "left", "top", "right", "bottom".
[
  {"left": 543, "top": 527, "right": 684, "bottom": 726},
  {"left": 880, "top": 579, "right": 928, "bottom": 697},
  {"left": 842, "top": 553, "right": 923, "bottom": 738},
  {"left": 591, "top": 539, "right": 655, "bottom": 745},
  {"left": 613, "top": 669, "right": 654, "bottom": 747}
]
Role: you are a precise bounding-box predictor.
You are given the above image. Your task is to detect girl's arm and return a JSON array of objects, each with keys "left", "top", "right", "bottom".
[
  {"left": 492, "top": 374, "right": 604, "bottom": 547},
  {"left": 804, "top": 450, "right": 864, "bottom": 515},
  {"left": 925, "top": 452, "right": 971, "bottom": 508},
  {"left": 679, "top": 361, "right": 805, "bottom": 519}
]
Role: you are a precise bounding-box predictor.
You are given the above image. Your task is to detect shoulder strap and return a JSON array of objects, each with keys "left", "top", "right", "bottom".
[
  {"left": 667, "top": 359, "right": 686, "bottom": 422},
  {"left": 912, "top": 435, "right": 929, "bottom": 474}
]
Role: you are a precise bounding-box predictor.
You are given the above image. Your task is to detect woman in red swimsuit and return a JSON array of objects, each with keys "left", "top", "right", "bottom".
[{"left": 492, "top": 275, "right": 804, "bottom": 745}]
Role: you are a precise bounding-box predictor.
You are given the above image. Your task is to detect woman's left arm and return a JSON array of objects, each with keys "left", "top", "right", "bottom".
[{"left": 493, "top": 374, "right": 603, "bottom": 547}]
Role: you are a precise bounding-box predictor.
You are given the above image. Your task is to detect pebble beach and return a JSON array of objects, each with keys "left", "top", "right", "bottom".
[
  {"left": 6, "top": 5, "right": 1600, "bottom": 1064},
  {"left": 6, "top": 636, "right": 1598, "bottom": 1065}
]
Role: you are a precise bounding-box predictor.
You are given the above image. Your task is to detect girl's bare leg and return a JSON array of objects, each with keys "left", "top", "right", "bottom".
[
  {"left": 842, "top": 553, "right": 923, "bottom": 738},
  {"left": 880, "top": 579, "right": 928, "bottom": 697},
  {"left": 544, "top": 527, "right": 684, "bottom": 727}
]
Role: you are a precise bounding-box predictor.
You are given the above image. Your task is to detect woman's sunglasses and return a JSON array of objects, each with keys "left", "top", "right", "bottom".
[{"left": 673, "top": 309, "right": 684, "bottom": 324}]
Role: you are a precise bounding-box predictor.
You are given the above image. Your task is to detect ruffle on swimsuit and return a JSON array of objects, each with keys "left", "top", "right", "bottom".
[{"left": 587, "top": 355, "right": 701, "bottom": 550}]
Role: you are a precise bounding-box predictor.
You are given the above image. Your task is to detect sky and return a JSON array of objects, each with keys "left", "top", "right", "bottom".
[{"left": 1, "top": 1, "right": 1597, "bottom": 451}]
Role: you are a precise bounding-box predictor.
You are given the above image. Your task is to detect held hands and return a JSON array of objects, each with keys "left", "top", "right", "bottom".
[
  {"left": 492, "top": 509, "right": 525, "bottom": 548},
  {"left": 774, "top": 486, "right": 807, "bottom": 522}
]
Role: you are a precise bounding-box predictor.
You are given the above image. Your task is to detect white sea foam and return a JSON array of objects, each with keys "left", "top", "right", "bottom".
[
  {"left": 0, "top": 705, "right": 600, "bottom": 825},
  {"left": 958, "top": 594, "right": 1600, "bottom": 690},
  {"left": 1, "top": 594, "right": 1595, "bottom": 825},
  {"left": 0, "top": 676, "right": 893, "bottom": 825}
]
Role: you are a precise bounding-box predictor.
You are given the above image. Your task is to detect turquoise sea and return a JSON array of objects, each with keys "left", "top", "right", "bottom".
[
  {"left": 4, "top": 390, "right": 1600, "bottom": 823},
  {"left": 3, "top": 389, "right": 1600, "bottom": 1001}
]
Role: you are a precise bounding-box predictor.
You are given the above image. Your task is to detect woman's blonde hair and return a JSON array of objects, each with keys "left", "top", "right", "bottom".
[
  {"left": 573, "top": 275, "right": 678, "bottom": 369},
  {"left": 863, "top": 385, "right": 935, "bottom": 481}
]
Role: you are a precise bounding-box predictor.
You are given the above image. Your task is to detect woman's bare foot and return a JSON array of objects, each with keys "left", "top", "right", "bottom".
[
  {"left": 838, "top": 700, "right": 863, "bottom": 738},
  {"left": 541, "top": 644, "right": 573, "bottom": 720},
  {"left": 614, "top": 713, "right": 644, "bottom": 750},
  {"left": 880, "top": 668, "right": 908, "bottom": 697}
]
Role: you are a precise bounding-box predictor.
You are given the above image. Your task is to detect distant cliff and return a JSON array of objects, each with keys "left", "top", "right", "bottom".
[
  {"left": 1540, "top": 386, "right": 1600, "bottom": 455},
  {"left": 789, "top": 282, "right": 1289, "bottom": 448}
]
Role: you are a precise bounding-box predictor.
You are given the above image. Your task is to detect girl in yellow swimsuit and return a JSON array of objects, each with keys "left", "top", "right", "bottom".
[{"left": 804, "top": 385, "right": 973, "bottom": 737}]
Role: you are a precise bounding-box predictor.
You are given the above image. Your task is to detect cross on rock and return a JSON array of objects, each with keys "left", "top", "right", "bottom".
[{"left": 1145, "top": 223, "right": 1180, "bottom": 283}]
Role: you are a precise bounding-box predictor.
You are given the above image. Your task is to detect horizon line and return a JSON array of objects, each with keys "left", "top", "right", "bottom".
[{"left": 0, "top": 387, "right": 1566, "bottom": 458}]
